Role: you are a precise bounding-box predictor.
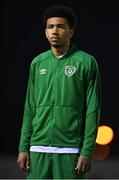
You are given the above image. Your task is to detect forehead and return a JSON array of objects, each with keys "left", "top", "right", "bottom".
[{"left": 46, "top": 17, "right": 69, "bottom": 25}]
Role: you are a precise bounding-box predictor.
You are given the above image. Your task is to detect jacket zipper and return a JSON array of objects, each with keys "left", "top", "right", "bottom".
[{"left": 49, "top": 59, "right": 59, "bottom": 146}]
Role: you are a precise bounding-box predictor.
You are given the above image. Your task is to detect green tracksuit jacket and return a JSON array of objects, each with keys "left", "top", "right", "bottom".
[{"left": 19, "top": 45, "right": 102, "bottom": 158}]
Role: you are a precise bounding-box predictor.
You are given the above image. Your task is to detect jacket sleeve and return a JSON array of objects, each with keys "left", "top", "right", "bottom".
[
  {"left": 19, "top": 63, "right": 36, "bottom": 152},
  {"left": 80, "top": 57, "right": 102, "bottom": 158}
]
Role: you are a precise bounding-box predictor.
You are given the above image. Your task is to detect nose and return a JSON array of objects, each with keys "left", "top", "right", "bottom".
[{"left": 52, "top": 26, "right": 58, "bottom": 34}]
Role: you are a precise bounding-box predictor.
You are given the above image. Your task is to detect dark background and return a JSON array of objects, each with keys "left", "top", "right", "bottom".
[{"left": 2, "top": 0, "right": 119, "bottom": 158}]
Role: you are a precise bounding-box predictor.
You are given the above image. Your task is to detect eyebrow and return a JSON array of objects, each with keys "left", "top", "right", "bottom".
[{"left": 46, "top": 23, "right": 66, "bottom": 28}]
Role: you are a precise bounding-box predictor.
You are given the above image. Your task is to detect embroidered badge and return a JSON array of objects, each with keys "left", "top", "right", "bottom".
[{"left": 65, "top": 65, "right": 76, "bottom": 77}]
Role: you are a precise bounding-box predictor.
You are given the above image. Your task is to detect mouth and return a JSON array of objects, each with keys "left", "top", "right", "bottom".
[{"left": 51, "top": 36, "right": 60, "bottom": 40}]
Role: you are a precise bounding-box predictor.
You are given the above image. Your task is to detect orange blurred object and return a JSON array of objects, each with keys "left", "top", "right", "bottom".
[{"left": 96, "top": 125, "right": 114, "bottom": 145}]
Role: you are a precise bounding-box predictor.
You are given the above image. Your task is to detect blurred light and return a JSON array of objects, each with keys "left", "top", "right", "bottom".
[
  {"left": 96, "top": 125, "right": 114, "bottom": 145},
  {"left": 93, "top": 144, "right": 110, "bottom": 160}
]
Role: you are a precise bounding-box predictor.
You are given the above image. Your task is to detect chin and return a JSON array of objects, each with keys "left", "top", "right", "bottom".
[{"left": 51, "top": 43, "right": 62, "bottom": 48}]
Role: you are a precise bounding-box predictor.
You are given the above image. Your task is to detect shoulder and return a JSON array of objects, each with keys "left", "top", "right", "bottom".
[
  {"left": 71, "top": 47, "right": 100, "bottom": 76},
  {"left": 73, "top": 48, "right": 96, "bottom": 64},
  {"left": 31, "top": 50, "right": 52, "bottom": 65},
  {"left": 73, "top": 47, "right": 98, "bottom": 70}
]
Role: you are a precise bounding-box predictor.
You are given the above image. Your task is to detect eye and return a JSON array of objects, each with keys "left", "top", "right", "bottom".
[
  {"left": 46, "top": 24, "right": 66, "bottom": 29},
  {"left": 57, "top": 24, "right": 65, "bottom": 29},
  {"left": 47, "top": 25, "right": 54, "bottom": 29}
]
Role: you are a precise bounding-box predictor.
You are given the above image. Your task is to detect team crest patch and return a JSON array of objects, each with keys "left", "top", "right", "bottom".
[{"left": 65, "top": 65, "right": 76, "bottom": 77}]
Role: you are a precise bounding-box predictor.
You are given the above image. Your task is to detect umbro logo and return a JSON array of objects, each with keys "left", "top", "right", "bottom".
[{"left": 40, "top": 69, "right": 47, "bottom": 74}]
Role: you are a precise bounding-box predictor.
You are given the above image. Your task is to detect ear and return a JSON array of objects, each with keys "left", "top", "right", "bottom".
[
  {"left": 69, "top": 29, "right": 74, "bottom": 38},
  {"left": 45, "top": 29, "right": 48, "bottom": 38}
]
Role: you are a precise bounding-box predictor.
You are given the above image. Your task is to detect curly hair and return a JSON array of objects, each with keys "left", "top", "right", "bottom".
[{"left": 43, "top": 5, "right": 77, "bottom": 29}]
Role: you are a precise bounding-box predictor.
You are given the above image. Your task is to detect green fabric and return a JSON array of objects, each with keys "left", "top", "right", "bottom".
[
  {"left": 27, "top": 152, "right": 87, "bottom": 179},
  {"left": 19, "top": 45, "right": 102, "bottom": 158}
]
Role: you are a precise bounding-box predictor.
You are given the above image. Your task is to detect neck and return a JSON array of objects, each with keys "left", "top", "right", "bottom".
[{"left": 51, "top": 45, "right": 70, "bottom": 57}]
